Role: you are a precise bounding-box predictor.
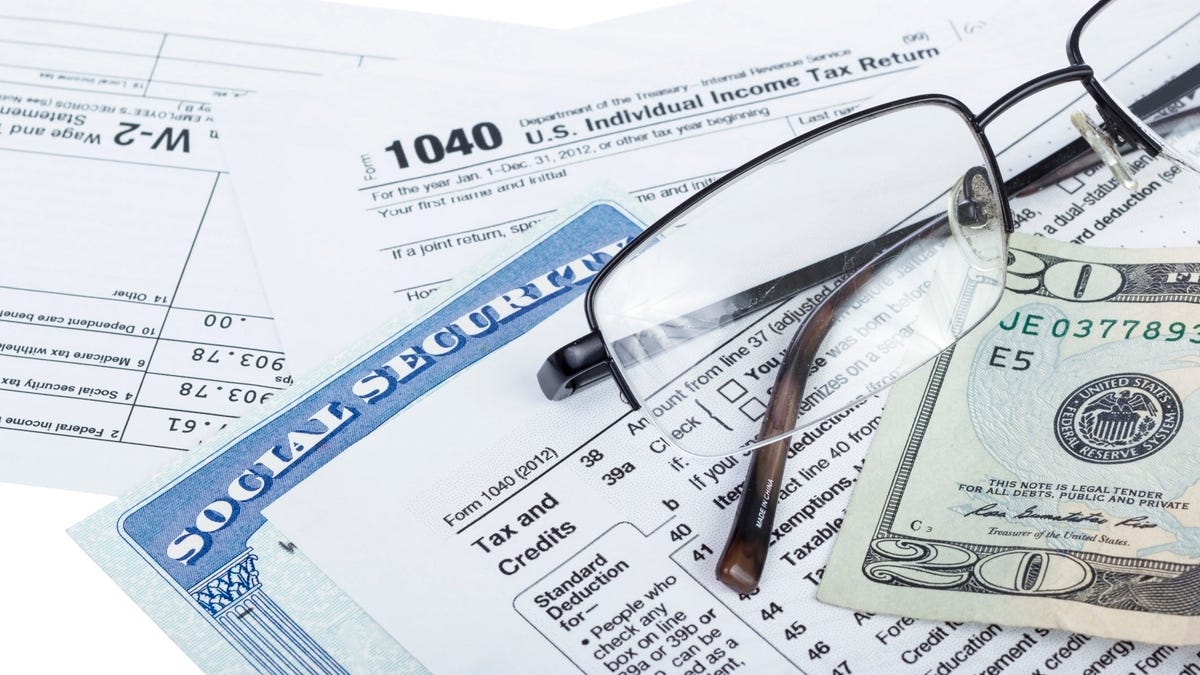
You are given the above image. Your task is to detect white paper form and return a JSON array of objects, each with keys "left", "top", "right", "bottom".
[
  {"left": 266, "top": 2, "right": 1200, "bottom": 673},
  {"left": 0, "top": 0, "right": 677, "bottom": 495},
  {"left": 224, "top": 0, "right": 1000, "bottom": 370},
  {"left": 0, "top": 6, "right": 352, "bottom": 495}
]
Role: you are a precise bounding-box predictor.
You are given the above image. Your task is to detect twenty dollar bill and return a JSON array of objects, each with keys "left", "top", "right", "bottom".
[{"left": 819, "top": 233, "right": 1200, "bottom": 645}]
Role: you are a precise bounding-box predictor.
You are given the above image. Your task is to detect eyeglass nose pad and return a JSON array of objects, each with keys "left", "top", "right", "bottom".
[
  {"left": 1071, "top": 109, "right": 1138, "bottom": 191},
  {"left": 948, "top": 167, "right": 1003, "bottom": 267}
]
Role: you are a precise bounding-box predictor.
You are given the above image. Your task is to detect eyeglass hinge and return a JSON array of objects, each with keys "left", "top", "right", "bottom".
[{"left": 537, "top": 332, "right": 612, "bottom": 401}]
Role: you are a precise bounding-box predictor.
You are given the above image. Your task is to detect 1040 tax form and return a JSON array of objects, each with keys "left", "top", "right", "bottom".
[
  {"left": 223, "top": 0, "right": 996, "bottom": 369},
  {"left": 258, "top": 1, "right": 1200, "bottom": 673}
]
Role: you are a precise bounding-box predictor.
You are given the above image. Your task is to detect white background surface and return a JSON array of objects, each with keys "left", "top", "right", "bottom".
[{"left": 0, "top": 2, "right": 682, "bottom": 673}]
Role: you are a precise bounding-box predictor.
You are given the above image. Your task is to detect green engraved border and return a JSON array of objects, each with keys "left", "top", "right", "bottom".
[{"left": 862, "top": 257, "right": 1200, "bottom": 615}]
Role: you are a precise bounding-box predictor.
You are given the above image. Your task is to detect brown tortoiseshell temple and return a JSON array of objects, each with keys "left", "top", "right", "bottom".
[{"left": 715, "top": 214, "right": 952, "bottom": 593}]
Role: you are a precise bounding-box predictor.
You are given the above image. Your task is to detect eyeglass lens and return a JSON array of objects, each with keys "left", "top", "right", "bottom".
[{"left": 590, "top": 102, "right": 1007, "bottom": 458}]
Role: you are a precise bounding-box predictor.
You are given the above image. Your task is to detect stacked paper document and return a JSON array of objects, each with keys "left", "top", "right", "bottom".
[{"left": 5, "top": 0, "right": 1200, "bottom": 672}]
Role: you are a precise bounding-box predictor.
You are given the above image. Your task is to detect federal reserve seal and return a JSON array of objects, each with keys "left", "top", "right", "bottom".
[{"left": 1054, "top": 373, "right": 1182, "bottom": 464}]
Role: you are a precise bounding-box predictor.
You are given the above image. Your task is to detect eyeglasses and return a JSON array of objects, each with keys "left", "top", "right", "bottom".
[{"left": 537, "top": 0, "right": 1200, "bottom": 592}]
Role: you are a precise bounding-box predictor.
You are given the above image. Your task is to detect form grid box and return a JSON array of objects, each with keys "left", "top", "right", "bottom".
[
  {"left": 739, "top": 397, "right": 767, "bottom": 421},
  {"left": 718, "top": 379, "right": 747, "bottom": 403}
]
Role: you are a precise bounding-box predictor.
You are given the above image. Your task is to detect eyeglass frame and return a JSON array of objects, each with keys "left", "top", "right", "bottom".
[
  {"left": 536, "top": 0, "right": 1198, "bottom": 592},
  {"left": 539, "top": 0, "right": 1187, "bottom": 406}
]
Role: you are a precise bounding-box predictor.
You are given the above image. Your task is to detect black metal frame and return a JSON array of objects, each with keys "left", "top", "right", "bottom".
[{"left": 537, "top": 0, "right": 1199, "bottom": 592}]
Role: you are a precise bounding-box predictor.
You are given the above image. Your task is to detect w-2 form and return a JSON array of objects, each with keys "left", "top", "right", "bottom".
[{"left": 0, "top": 0, "right": 625, "bottom": 494}]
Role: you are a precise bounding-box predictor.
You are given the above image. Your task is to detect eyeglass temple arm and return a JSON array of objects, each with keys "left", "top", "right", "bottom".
[
  {"left": 715, "top": 212, "right": 947, "bottom": 592},
  {"left": 537, "top": 75, "right": 1200, "bottom": 402},
  {"left": 1128, "top": 62, "right": 1200, "bottom": 128}
]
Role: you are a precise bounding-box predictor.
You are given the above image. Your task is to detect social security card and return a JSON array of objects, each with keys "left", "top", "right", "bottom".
[{"left": 70, "top": 199, "right": 643, "bottom": 674}]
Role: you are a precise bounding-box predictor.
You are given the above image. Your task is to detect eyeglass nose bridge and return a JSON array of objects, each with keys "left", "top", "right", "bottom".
[
  {"left": 975, "top": 65, "right": 1098, "bottom": 127},
  {"left": 974, "top": 64, "right": 1160, "bottom": 155}
]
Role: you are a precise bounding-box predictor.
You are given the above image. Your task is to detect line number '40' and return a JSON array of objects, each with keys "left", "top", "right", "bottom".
[{"left": 385, "top": 123, "right": 503, "bottom": 169}]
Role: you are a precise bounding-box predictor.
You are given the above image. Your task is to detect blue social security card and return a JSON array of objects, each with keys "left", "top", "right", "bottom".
[{"left": 71, "top": 198, "right": 644, "bottom": 674}]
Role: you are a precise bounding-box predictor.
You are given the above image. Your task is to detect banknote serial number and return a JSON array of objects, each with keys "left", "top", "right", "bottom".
[{"left": 998, "top": 311, "right": 1200, "bottom": 343}]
